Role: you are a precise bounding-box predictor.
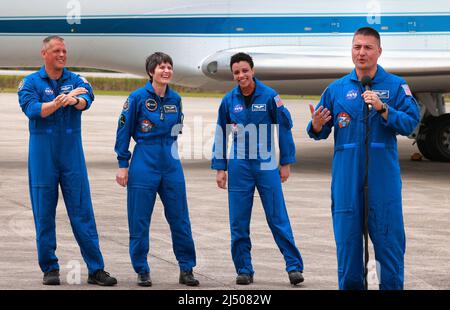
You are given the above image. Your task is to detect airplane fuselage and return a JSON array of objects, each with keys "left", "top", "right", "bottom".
[{"left": 1, "top": 0, "right": 450, "bottom": 94}]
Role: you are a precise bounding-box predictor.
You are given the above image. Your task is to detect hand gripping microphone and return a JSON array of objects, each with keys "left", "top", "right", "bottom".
[{"left": 361, "top": 76, "right": 373, "bottom": 110}]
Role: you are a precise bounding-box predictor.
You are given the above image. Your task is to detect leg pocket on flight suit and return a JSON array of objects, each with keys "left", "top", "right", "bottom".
[
  {"left": 259, "top": 188, "right": 282, "bottom": 222},
  {"left": 30, "top": 186, "right": 44, "bottom": 223},
  {"left": 369, "top": 203, "right": 390, "bottom": 243},
  {"left": 62, "top": 173, "right": 83, "bottom": 214},
  {"left": 165, "top": 181, "right": 188, "bottom": 214},
  {"left": 127, "top": 187, "right": 154, "bottom": 239},
  {"left": 331, "top": 146, "right": 359, "bottom": 214}
]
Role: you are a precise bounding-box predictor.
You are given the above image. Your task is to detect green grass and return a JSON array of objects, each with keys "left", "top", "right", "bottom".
[{"left": 0, "top": 74, "right": 445, "bottom": 102}]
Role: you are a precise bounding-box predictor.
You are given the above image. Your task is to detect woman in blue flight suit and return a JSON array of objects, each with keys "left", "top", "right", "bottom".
[
  {"left": 212, "top": 52, "right": 304, "bottom": 285},
  {"left": 114, "top": 52, "right": 199, "bottom": 287}
]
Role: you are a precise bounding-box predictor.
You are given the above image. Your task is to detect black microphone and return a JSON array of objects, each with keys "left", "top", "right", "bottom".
[
  {"left": 361, "top": 76, "right": 373, "bottom": 110},
  {"left": 360, "top": 74, "right": 372, "bottom": 290}
]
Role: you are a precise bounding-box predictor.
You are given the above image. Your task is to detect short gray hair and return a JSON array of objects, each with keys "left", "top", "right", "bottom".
[{"left": 42, "top": 35, "right": 64, "bottom": 51}]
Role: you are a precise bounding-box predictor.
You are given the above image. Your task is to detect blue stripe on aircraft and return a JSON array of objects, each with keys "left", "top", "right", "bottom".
[{"left": 0, "top": 15, "right": 449, "bottom": 34}]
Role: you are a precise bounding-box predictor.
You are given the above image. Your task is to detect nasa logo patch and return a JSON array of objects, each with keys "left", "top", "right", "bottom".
[
  {"left": 233, "top": 104, "right": 244, "bottom": 113},
  {"left": 346, "top": 89, "right": 358, "bottom": 100},
  {"left": 44, "top": 88, "right": 54, "bottom": 96},
  {"left": 338, "top": 112, "right": 351, "bottom": 128}
]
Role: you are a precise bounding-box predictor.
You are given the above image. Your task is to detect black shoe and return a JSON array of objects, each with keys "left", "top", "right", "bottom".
[
  {"left": 288, "top": 270, "right": 304, "bottom": 285},
  {"left": 236, "top": 273, "right": 253, "bottom": 285},
  {"left": 137, "top": 272, "right": 152, "bottom": 287},
  {"left": 43, "top": 270, "right": 60, "bottom": 285},
  {"left": 87, "top": 270, "right": 117, "bottom": 286},
  {"left": 179, "top": 270, "right": 199, "bottom": 286}
]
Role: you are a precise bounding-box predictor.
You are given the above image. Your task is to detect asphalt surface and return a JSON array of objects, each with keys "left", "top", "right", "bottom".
[{"left": 1, "top": 93, "right": 449, "bottom": 290}]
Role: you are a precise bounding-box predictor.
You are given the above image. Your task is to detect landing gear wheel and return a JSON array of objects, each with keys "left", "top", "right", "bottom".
[{"left": 420, "top": 114, "right": 450, "bottom": 162}]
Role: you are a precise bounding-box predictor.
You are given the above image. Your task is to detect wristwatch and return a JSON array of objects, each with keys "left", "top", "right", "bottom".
[
  {"left": 377, "top": 102, "right": 388, "bottom": 114},
  {"left": 74, "top": 96, "right": 80, "bottom": 106}
]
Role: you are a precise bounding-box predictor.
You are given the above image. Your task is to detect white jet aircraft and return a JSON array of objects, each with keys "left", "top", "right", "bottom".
[{"left": 0, "top": 0, "right": 449, "bottom": 161}]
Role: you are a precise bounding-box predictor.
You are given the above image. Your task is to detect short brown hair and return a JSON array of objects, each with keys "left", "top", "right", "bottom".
[
  {"left": 145, "top": 52, "right": 173, "bottom": 81},
  {"left": 353, "top": 27, "right": 381, "bottom": 46}
]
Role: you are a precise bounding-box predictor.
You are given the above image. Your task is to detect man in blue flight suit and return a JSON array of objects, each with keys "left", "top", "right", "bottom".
[
  {"left": 307, "top": 27, "right": 420, "bottom": 290},
  {"left": 18, "top": 36, "right": 117, "bottom": 286},
  {"left": 115, "top": 52, "right": 199, "bottom": 287},
  {"left": 212, "top": 52, "right": 304, "bottom": 285}
]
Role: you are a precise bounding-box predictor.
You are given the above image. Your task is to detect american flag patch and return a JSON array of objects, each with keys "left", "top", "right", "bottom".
[
  {"left": 80, "top": 76, "right": 91, "bottom": 86},
  {"left": 274, "top": 95, "right": 283, "bottom": 107},
  {"left": 401, "top": 84, "right": 412, "bottom": 96}
]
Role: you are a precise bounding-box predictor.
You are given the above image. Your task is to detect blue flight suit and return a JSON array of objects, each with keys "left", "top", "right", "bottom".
[
  {"left": 18, "top": 66, "right": 105, "bottom": 274},
  {"left": 115, "top": 81, "right": 196, "bottom": 275},
  {"left": 212, "top": 78, "right": 303, "bottom": 276},
  {"left": 307, "top": 65, "right": 420, "bottom": 290}
]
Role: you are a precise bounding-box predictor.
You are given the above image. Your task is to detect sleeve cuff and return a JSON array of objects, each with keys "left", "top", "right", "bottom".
[
  {"left": 79, "top": 94, "right": 92, "bottom": 110},
  {"left": 381, "top": 106, "right": 396, "bottom": 127},
  {"left": 280, "top": 157, "right": 296, "bottom": 166},
  {"left": 30, "top": 102, "right": 44, "bottom": 119},
  {"left": 307, "top": 121, "right": 321, "bottom": 140},
  {"left": 118, "top": 160, "right": 129, "bottom": 168},
  {"left": 211, "top": 160, "right": 227, "bottom": 171}
]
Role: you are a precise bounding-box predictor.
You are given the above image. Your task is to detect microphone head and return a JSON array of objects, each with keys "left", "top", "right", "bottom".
[{"left": 361, "top": 76, "right": 372, "bottom": 88}]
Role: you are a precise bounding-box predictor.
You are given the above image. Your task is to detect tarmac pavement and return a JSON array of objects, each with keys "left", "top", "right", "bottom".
[{"left": 1, "top": 93, "right": 449, "bottom": 290}]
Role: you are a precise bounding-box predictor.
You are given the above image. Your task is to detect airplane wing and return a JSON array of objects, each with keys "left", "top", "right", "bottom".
[{"left": 201, "top": 46, "right": 450, "bottom": 81}]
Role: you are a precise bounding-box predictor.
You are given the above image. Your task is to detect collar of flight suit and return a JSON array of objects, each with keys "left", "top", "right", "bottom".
[
  {"left": 144, "top": 80, "right": 177, "bottom": 100},
  {"left": 349, "top": 64, "right": 388, "bottom": 85},
  {"left": 232, "top": 77, "right": 266, "bottom": 99},
  {"left": 38, "top": 66, "right": 70, "bottom": 82}
]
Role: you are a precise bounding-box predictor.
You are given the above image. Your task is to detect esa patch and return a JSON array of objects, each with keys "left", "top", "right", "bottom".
[
  {"left": 140, "top": 119, "right": 154, "bottom": 133},
  {"left": 18, "top": 79, "right": 25, "bottom": 91},
  {"left": 60, "top": 85, "right": 73, "bottom": 94},
  {"left": 251, "top": 103, "right": 266, "bottom": 112},
  {"left": 338, "top": 112, "right": 351, "bottom": 128},
  {"left": 163, "top": 105, "right": 177, "bottom": 113},
  {"left": 145, "top": 99, "right": 158, "bottom": 112},
  {"left": 233, "top": 104, "right": 244, "bottom": 113},
  {"left": 119, "top": 114, "right": 126, "bottom": 128},
  {"left": 123, "top": 98, "right": 129, "bottom": 111}
]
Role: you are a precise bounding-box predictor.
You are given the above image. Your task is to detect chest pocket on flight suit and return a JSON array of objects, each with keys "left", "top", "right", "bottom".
[
  {"left": 38, "top": 86, "right": 57, "bottom": 128},
  {"left": 139, "top": 98, "right": 161, "bottom": 134},
  {"left": 249, "top": 102, "right": 269, "bottom": 125},
  {"left": 161, "top": 102, "right": 180, "bottom": 131}
]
